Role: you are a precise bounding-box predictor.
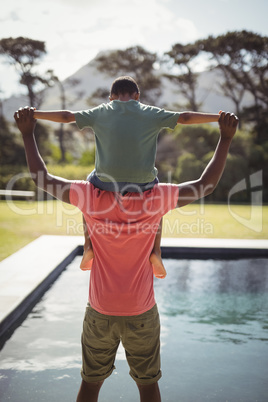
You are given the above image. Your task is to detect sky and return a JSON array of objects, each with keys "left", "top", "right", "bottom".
[{"left": 0, "top": 0, "right": 267, "bottom": 99}]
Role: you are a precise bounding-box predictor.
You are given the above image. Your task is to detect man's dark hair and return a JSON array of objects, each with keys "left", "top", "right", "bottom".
[{"left": 110, "top": 76, "right": 140, "bottom": 96}]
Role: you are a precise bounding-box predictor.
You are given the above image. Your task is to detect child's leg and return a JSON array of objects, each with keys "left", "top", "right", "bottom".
[
  {"left": 149, "top": 218, "right": 167, "bottom": 279},
  {"left": 80, "top": 215, "right": 94, "bottom": 271}
]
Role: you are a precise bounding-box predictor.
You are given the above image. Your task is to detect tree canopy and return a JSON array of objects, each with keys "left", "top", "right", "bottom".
[
  {"left": 197, "top": 31, "right": 268, "bottom": 141},
  {"left": 93, "top": 46, "right": 162, "bottom": 103},
  {"left": 0, "top": 37, "right": 49, "bottom": 107},
  {"left": 163, "top": 31, "right": 268, "bottom": 143},
  {"left": 164, "top": 43, "right": 201, "bottom": 111}
]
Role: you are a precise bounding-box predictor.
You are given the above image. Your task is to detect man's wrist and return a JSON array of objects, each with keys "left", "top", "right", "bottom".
[
  {"left": 22, "top": 130, "right": 35, "bottom": 138},
  {"left": 219, "top": 135, "right": 232, "bottom": 145}
]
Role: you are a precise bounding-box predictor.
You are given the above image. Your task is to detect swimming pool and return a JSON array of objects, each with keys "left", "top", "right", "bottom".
[{"left": 0, "top": 257, "right": 268, "bottom": 401}]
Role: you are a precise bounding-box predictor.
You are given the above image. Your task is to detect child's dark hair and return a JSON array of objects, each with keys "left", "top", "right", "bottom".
[{"left": 110, "top": 76, "right": 140, "bottom": 96}]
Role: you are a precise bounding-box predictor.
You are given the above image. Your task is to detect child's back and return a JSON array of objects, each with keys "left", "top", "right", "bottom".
[{"left": 74, "top": 99, "right": 179, "bottom": 184}]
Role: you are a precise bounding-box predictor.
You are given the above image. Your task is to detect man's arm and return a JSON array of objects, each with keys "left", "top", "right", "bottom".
[
  {"left": 14, "top": 107, "right": 73, "bottom": 203},
  {"left": 177, "top": 111, "right": 239, "bottom": 208},
  {"left": 177, "top": 111, "right": 220, "bottom": 124},
  {"left": 33, "top": 110, "right": 75, "bottom": 123}
]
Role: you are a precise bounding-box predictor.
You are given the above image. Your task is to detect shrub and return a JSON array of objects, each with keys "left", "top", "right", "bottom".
[{"left": 0, "top": 164, "right": 95, "bottom": 193}]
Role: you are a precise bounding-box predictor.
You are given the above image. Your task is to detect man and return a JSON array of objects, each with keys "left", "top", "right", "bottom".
[{"left": 14, "top": 107, "right": 238, "bottom": 402}]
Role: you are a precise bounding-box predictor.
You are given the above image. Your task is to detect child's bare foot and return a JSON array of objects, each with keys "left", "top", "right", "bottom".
[
  {"left": 150, "top": 250, "right": 167, "bottom": 279},
  {"left": 80, "top": 247, "right": 94, "bottom": 271}
]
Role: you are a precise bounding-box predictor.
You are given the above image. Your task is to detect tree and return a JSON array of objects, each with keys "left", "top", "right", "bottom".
[
  {"left": 44, "top": 70, "right": 84, "bottom": 162},
  {"left": 92, "top": 46, "right": 162, "bottom": 104},
  {"left": 164, "top": 43, "right": 202, "bottom": 111},
  {"left": 171, "top": 125, "right": 261, "bottom": 202},
  {"left": 0, "top": 37, "right": 50, "bottom": 107},
  {"left": 198, "top": 31, "right": 268, "bottom": 141}
]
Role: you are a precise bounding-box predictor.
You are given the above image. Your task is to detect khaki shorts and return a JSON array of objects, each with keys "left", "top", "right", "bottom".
[{"left": 80, "top": 304, "right": 161, "bottom": 385}]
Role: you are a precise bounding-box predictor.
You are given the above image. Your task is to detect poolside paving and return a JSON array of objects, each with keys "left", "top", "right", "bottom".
[
  {"left": 0, "top": 235, "right": 82, "bottom": 344},
  {"left": 0, "top": 235, "right": 268, "bottom": 346}
]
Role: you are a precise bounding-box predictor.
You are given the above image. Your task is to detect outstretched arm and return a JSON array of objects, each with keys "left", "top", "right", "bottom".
[
  {"left": 177, "top": 111, "right": 239, "bottom": 208},
  {"left": 33, "top": 109, "right": 75, "bottom": 123},
  {"left": 177, "top": 111, "right": 220, "bottom": 124},
  {"left": 14, "top": 107, "right": 73, "bottom": 203}
]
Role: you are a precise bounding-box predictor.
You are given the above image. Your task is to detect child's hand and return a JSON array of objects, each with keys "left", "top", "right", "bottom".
[
  {"left": 14, "top": 107, "right": 36, "bottom": 136},
  {"left": 218, "top": 111, "right": 239, "bottom": 141}
]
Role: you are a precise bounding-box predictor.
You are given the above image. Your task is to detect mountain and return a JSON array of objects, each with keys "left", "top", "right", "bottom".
[{"left": 3, "top": 53, "right": 252, "bottom": 122}]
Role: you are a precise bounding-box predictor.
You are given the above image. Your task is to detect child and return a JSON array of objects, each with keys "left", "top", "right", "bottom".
[{"left": 33, "top": 76, "right": 221, "bottom": 278}]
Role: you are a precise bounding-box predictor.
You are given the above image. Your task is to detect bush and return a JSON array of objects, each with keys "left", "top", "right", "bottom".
[
  {"left": 160, "top": 124, "right": 268, "bottom": 203},
  {"left": 0, "top": 164, "right": 95, "bottom": 193},
  {"left": 47, "top": 164, "right": 95, "bottom": 180},
  {"left": 174, "top": 152, "right": 205, "bottom": 182},
  {"left": 49, "top": 144, "right": 73, "bottom": 164},
  {"left": 0, "top": 117, "right": 26, "bottom": 165},
  {"left": 79, "top": 148, "right": 95, "bottom": 166}
]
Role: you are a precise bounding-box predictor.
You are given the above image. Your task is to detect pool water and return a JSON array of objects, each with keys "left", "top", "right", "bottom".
[{"left": 0, "top": 257, "right": 268, "bottom": 401}]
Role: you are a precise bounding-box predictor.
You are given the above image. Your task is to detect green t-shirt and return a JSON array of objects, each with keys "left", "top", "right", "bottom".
[{"left": 75, "top": 100, "right": 180, "bottom": 183}]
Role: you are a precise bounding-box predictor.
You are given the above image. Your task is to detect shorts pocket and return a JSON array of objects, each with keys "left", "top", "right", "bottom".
[
  {"left": 83, "top": 309, "right": 109, "bottom": 345},
  {"left": 126, "top": 314, "right": 160, "bottom": 350}
]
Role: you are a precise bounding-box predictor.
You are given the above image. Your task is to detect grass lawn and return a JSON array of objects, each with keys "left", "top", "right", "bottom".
[{"left": 0, "top": 200, "right": 267, "bottom": 261}]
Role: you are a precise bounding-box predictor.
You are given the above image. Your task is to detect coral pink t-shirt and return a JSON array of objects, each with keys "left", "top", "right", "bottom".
[{"left": 70, "top": 182, "right": 179, "bottom": 316}]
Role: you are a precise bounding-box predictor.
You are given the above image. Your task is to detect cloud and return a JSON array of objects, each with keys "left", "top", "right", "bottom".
[
  {"left": 0, "top": 8, "right": 19, "bottom": 22},
  {"left": 11, "top": 11, "right": 20, "bottom": 21},
  {"left": 43, "top": 0, "right": 194, "bottom": 72},
  {"left": 0, "top": 0, "right": 201, "bottom": 96},
  {"left": 45, "top": 0, "right": 100, "bottom": 5},
  {"left": 174, "top": 18, "right": 201, "bottom": 43}
]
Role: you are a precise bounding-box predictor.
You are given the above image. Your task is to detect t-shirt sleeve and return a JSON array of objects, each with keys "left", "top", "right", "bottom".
[
  {"left": 154, "top": 108, "right": 180, "bottom": 130},
  {"left": 70, "top": 181, "right": 90, "bottom": 212},
  {"left": 74, "top": 104, "right": 104, "bottom": 129},
  {"left": 74, "top": 110, "right": 94, "bottom": 129},
  {"left": 156, "top": 184, "right": 179, "bottom": 216}
]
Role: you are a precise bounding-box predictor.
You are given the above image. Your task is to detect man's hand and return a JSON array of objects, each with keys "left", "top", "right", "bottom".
[
  {"left": 218, "top": 111, "right": 239, "bottom": 141},
  {"left": 14, "top": 107, "right": 36, "bottom": 136}
]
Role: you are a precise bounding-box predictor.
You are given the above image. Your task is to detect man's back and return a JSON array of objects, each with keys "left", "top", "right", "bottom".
[{"left": 70, "top": 182, "right": 179, "bottom": 315}]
